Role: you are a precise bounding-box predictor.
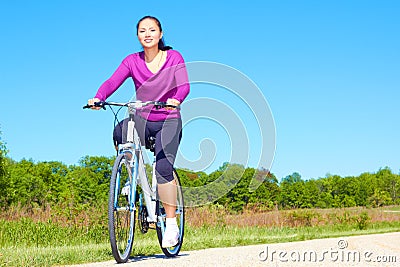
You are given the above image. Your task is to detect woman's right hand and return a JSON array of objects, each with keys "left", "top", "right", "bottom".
[{"left": 87, "top": 98, "right": 101, "bottom": 110}]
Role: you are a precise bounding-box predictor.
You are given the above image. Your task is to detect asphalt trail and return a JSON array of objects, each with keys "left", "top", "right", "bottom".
[{"left": 65, "top": 232, "right": 400, "bottom": 267}]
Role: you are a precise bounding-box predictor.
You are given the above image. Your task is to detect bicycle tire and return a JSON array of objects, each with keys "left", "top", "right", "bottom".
[
  {"left": 156, "top": 169, "right": 185, "bottom": 257},
  {"left": 108, "top": 153, "right": 136, "bottom": 263}
]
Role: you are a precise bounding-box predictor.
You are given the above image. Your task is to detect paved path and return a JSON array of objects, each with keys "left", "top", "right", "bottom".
[{"left": 66, "top": 232, "right": 400, "bottom": 267}]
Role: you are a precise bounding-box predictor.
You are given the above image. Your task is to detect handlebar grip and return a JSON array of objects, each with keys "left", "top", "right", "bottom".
[
  {"left": 153, "top": 102, "right": 179, "bottom": 110},
  {"left": 82, "top": 101, "right": 106, "bottom": 110}
]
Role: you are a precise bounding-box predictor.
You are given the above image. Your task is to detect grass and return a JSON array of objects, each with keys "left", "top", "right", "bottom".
[
  {"left": 2, "top": 222, "right": 400, "bottom": 267},
  {"left": 1, "top": 206, "right": 400, "bottom": 266},
  {"left": 0, "top": 244, "right": 111, "bottom": 267},
  {"left": 0, "top": 218, "right": 108, "bottom": 248}
]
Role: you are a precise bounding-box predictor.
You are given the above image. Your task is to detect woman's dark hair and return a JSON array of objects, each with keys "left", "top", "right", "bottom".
[{"left": 136, "top": 15, "right": 172, "bottom": 51}]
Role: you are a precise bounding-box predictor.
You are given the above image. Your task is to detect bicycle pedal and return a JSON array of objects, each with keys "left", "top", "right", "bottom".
[{"left": 148, "top": 222, "right": 156, "bottom": 229}]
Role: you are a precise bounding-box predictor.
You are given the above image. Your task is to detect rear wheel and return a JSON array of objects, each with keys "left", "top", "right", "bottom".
[
  {"left": 108, "top": 153, "right": 136, "bottom": 263},
  {"left": 156, "top": 169, "right": 185, "bottom": 257}
]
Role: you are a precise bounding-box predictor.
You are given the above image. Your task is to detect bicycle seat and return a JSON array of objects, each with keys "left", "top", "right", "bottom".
[{"left": 146, "top": 136, "right": 156, "bottom": 152}]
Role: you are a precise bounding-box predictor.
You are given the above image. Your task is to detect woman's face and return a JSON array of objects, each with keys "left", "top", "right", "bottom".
[{"left": 137, "top": 18, "right": 163, "bottom": 49}]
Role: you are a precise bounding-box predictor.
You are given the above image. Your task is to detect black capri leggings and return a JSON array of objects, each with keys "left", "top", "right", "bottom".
[{"left": 113, "top": 115, "right": 182, "bottom": 184}]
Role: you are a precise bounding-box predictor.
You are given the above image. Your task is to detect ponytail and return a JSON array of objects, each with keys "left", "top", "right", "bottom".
[{"left": 159, "top": 38, "right": 172, "bottom": 51}]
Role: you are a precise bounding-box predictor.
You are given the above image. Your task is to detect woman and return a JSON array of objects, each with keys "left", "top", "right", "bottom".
[{"left": 88, "top": 15, "right": 190, "bottom": 248}]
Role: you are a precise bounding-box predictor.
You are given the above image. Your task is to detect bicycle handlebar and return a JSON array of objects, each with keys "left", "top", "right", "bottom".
[{"left": 83, "top": 101, "right": 179, "bottom": 110}]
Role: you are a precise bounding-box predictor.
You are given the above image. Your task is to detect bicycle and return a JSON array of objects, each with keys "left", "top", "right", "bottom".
[{"left": 83, "top": 100, "right": 185, "bottom": 263}]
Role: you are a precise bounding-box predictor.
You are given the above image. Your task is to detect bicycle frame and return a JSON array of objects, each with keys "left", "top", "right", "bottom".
[
  {"left": 120, "top": 105, "right": 158, "bottom": 223},
  {"left": 84, "top": 100, "right": 177, "bottom": 222}
]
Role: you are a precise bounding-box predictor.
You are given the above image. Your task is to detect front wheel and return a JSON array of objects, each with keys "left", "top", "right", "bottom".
[
  {"left": 108, "top": 153, "right": 136, "bottom": 263},
  {"left": 156, "top": 169, "right": 185, "bottom": 257}
]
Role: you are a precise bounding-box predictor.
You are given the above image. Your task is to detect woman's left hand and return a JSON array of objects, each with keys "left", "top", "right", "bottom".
[{"left": 166, "top": 98, "right": 180, "bottom": 110}]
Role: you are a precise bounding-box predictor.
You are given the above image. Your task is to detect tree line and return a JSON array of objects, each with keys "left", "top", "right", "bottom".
[
  {"left": 1, "top": 157, "right": 399, "bottom": 213},
  {"left": 0, "top": 134, "right": 399, "bottom": 213}
]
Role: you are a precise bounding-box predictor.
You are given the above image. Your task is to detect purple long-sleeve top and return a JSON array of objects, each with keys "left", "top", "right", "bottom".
[{"left": 95, "top": 49, "right": 190, "bottom": 121}]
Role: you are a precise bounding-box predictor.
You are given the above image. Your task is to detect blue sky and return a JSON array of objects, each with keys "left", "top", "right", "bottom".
[{"left": 0, "top": 0, "right": 399, "bottom": 180}]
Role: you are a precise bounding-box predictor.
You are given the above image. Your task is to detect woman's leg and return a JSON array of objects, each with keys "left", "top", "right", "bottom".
[
  {"left": 157, "top": 180, "right": 177, "bottom": 218},
  {"left": 151, "top": 118, "right": 182, "bottom": 247},
  {"left": 154, "top": 118, "right": 182, "bottom": 218},
  {"left": 112, "top": 119, "right": 125, "bottom": 151}
]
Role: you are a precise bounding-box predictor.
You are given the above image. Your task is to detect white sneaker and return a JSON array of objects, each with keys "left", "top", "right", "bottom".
[
  {"left": 121, "top": 182, "right": 130, "bottom": 196},
  {"left": 162, "top": 224, "right": 179, "bottom": 248}
]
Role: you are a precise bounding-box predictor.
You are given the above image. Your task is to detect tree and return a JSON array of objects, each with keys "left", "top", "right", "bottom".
[
  {"left": 281, "top": 172, "right": 302, "bottom": 184},
  {"left": 352, "top": 173, "right": 375, "bottom": 206},
  {"left": 0, "top": 129, "right": 7, "bottom": 175},
  {"left": 376, "top": 167, "right": 398, "bottom": 204},
  {"left": 78, "top": 155, "right": 114, "bottom": 183},
  {"left": 302, "top": 179, "right": 320, "bottom": 208},
  {"left": 6, "top": 159, "right": 48, "bottom": 208},
  {"left": 67, "top": 156, "right": 114, "bottom": 205},
  {"left": 368, "top": 189, "right": 392, "bottom": 207},
  {"left": 0, "top": 129, "right": 9, "bottom": 207},
  {"left": 248, "top": 170, "right": 280, "bottom": 210},
  {"left": 279, "top": 173, "right": 305, "bottom": 208}
]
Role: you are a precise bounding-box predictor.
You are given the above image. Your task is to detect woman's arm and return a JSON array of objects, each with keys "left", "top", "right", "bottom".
[
  {"left": 94, "top": 60, "right": 131, "bottom": 101},
  {"left": 172, "top": 62, "right": 190, "bottom": 104}
]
